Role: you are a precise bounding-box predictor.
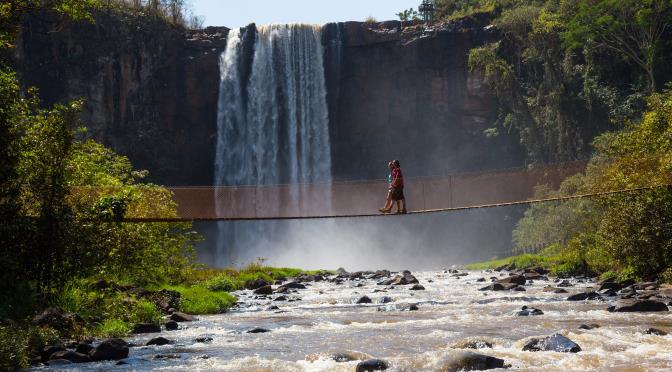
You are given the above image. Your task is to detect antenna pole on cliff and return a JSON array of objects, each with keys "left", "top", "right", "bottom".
[{"left": 418, "top": 0, "right": 436, "bottom": 23}]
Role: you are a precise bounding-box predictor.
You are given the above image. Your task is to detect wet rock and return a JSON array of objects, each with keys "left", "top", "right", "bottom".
[
  {"left": 195, "top": 336, "right": 213, "bottom": 343},
  {"left": 567, "top": 292, "right": 601, "bottom": 301},
  {"left": 452, "top": 273, "right": 469, "bottom": 277},
  {"left": 275, "top": 286, "right": 290, "bottom": 293},
  {"left": 89, "top": 339, "right": 129, "bottom": 361},
  {"left": 280, "top": 281, "right": 306, "bottom": 290},
  {"left": 479, "top": 283, "right": 518, "bottom": 291},
  {"left": 634, "top": 282, "right": 659, "bottom": 291},
  {"left": 247, "top": 327, "right": 270, "bottom": 333},
  {"left": 266, "top": 305, "right": 280, "bottom": 310},
  {"left": 75, "top": 343, "right": 94, "bottom": 355},
  {"left": 155, "top": 354, "right": 181, "bottom": 359},
  {"left": 253, "top": 285, "right": 273, "bottom": 295},
  {"left": 274, "top": 295, "right": 287, "bottom": 301},
  {"left": 608, "top": 299, "right": 669, "bottom": 312},
  {"left": 165, "top": 320, "right": 179, "bottom": 331},
  {"left": 378, "top": 271, "right": 419, "bottom": 285},
  {"left": 556, "top": 280, "right": 573, "bottom": 288},
  {"left": 451, "top": 340, "right": 493, "bottom": 349},
  {"left": 476, "top": 278, "right": 486, "bottom": 282},
  {"left": 132, "top": 323, "right": 161, "bottom": 334},
  {"left": 169, "top": 311, "right": 196, "bottom": 322},
  {"left": 554, "top": 288, "right": 568, "bottom": 294},
  {"left": 440, "top": 351, "right": 505, "bottom": 371},
  {"left": 578, "top": 324, "right": 600, "bottom": 330},
  {"left": 409, "top": 304, "right": 419, "bottom": 311},
  {"left": 357, "top": 296, "right": 373, "bottom": 304},
  {"left": 146, "top": 337, "right": 173, "bottom": 346},
  {"left": 356, "top": 358, "right": 389, "bottom": 371},
  {"left": 316, "top": 351, "right": 373, "bottom": 363},
  {"left": 516, "top": 306, "right": 543, "bottom": 316},
  {"left": 496, "top": 275, "right": 526, "bottom": 286},
  {"left": 645, "top": 328, "right": 667, "bottom": 336},
  {"left": 522, "top": 333, "right": 581, "bottom": 353},
  {"left": 49, "top": 350, "right": 91, "bottom": 363},
  {"left": 495, "top": 263, "right": 515, "bottom": 271},
  {"left": 245, "top": 278, "right": 270, "bottom": 290},
  {"left": 370, "top": 270, "right": 391, "bottom": 279},
  {"left": 42, "top": 345, "right": 66, "bottom": 362},
  {"left": 47, "top": 359, "right": 73, "bottom": 366},
  {"left": 512, "top": 286, "right": 526, "bottom": 292},
  {"left": 410, "top": 284, "right": 425, "bottom": 290},
  {"left": 379, "top": 296, "right": 394, "bottom": 304}
]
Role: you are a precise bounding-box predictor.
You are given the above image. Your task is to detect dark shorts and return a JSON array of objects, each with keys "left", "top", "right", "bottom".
[{"left": 391, "top": 187, "right": 405, "bottom": 201}]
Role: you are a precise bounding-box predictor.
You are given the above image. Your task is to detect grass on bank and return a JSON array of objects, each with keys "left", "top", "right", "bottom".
[{"left": 464, "top": 243, "right": 592, "bottom": 278}]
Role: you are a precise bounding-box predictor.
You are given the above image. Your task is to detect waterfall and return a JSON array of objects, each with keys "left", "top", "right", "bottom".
[{"left": 214, "top": 24, "right": 332, "bottom": 267}]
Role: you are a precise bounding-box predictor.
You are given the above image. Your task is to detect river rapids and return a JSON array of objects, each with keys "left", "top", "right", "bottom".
[{"left": 41, "top": 270, "right": 672, "bottom": 371}]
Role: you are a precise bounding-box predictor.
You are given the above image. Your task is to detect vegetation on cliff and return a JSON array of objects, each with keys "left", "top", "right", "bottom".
[{"left": 401, "top": 1, "right": 672, "bottom": 281}]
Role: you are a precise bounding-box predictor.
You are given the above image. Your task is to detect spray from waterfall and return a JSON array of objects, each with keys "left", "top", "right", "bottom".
[{"left": 215, "top": 24, "right": 332, "bottom": 267}]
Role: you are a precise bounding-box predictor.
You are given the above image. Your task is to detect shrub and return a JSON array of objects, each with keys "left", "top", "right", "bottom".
[
  {"left": 97, "top": 319, "right": 131, "bottom": 338},
  {"left": 167, "top": 285, "right": 236, "bottom": 314},
  {"left": 206, "top": 274, "right": 238, "bottom": 292}
]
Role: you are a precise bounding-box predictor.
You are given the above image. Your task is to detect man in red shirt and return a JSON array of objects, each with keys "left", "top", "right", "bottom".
[
  {"left": 390, "top": 160, "right": 407, "bottom": 214},
  {"left": 380, "top": 160, "right": 407, "bottom": 214}
]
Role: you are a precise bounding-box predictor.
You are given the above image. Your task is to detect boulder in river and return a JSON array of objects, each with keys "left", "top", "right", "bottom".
[
  {"left": 356, "top": 358, "right": 389, "bottom": 371},
  {"left": 169, "top": 311, "right": 196, "bottom": 322},
  {"left": 165, "top": 320, "right": 179, "bottom": 331},
  {"left": 253, "top": 285, "right": 273, "bottom": 295},
  {"left": 410, "top": 284, "right": 425, "bottom": 291},
  {"left": 279, "top": 281, "right": 307, "bottom": 290},
  {"left": 496, "top": 275, "right": 526, "bottom": 286},
  {"left": 247, "top": 327, "right": 270, "bottom": 333},
  {"left": 89, "top": 339, "right": 129, "bottom": 361},
  {"left": 42, "top": 345, "right": 66, "bottom": 362},
  {"left": 451, "top": 339, "right": 493, "bottom": 349},
  {"left": 379, "top": 296, "right": 394, "bottom": 304},
  {"left": 146, "top": 337, "right": 173, "bottom": 346},
  {"left": 439, "top": 351, "right": 505, "bottom": 371},
  {"left": 479, "top": 283, "right": 518, "bottom": 291},
  {"left": 245, "top": 278, "right": 270, "bottom": 290},
  {"left": 578, "top": 324, "right": 600, "bottom": 330},
  {"left": 566, "top": 292, "right": 601, "bottom": 301},
  {"left": 75, "top": 343, "right": 94, "bottom": 355},
  {"left": 195, "top": 336, "right": 214, "bottom": 343},
  {"left": 516, "top": 306, "right": 543, "bottom": 316},
  {"left": 522, "top": 333, "right": 581, "bottom": 353},
  {"left": 132, "top": 323, "right": 161, "bottom": 334},
  {"left": 357, "top": 296, "right": 373, "bottom": 304},
  {"left": 644, "top": 328, "right": 667, "bottom": 336},
  {"left": 608, "top": 299, "right": 669, "bottom": 312},
  {"left": 49, "top": 350, "right": 91, "bottom": 363}
]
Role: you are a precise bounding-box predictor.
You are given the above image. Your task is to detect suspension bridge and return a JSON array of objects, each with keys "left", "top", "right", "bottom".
[{"left": 126, "top": 161, "right": 590, "bottom": 222}]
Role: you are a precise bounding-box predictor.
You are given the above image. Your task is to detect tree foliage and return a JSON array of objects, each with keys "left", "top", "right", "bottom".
[
  {"left": 564, "top": 0, "right": 672, "bottom": 92},
  {"left": 0, "top": 0, "right": 199, "bottom": 317},
  {"left": 514, "top": 88, "right": 672, "bottom": 280}
]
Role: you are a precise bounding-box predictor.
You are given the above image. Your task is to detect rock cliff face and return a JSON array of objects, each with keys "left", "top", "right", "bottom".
[
  {"left": 16, "top": 11, "right": 229, "bottom": 185},
  {"left": 324, "top": 18, "right": 523, "bottom": 179},
  {"left": 15, "top": 12, "right": 523, "bottom": 185}
]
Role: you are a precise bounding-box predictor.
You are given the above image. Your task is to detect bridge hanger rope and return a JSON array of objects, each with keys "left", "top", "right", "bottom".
[{"left": 121, "top": 182, "right": 672, "bottom": 223}]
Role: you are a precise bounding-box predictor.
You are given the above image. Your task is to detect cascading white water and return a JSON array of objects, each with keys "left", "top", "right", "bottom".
[{"left": 214, "top": 24, "right": 332, "bottom": 267}]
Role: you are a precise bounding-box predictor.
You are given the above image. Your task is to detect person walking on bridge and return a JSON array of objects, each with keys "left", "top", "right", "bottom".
[
  {"left": 379, "top": 161, "right": 395, "bottom": 213},
  {"left": 379, "top": 160, "right": 407, "bottom": 214}
]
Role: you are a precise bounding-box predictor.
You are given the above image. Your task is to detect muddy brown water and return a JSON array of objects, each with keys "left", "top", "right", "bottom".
[{"left": 36, "top": 271, "right": 672, "bottom": 371}]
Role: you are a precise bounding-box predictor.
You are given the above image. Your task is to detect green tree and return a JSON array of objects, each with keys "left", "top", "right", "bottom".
[{"left": 564, "top": 0, "right": 672, "bottom": 92}]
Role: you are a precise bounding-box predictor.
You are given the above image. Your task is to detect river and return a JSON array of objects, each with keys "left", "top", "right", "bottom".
[{"left": 40, "top": 270, "right": 672, "bottom": 371}]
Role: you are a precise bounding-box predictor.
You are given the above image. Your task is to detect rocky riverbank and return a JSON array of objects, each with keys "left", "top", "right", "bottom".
[{"left": 28, "top": 267, "right": 672, "bottom": 371}]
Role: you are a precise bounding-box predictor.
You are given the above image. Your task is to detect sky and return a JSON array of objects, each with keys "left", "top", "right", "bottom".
[{"left": 191, "top": 0, "right": 421, "bottom": 28}]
